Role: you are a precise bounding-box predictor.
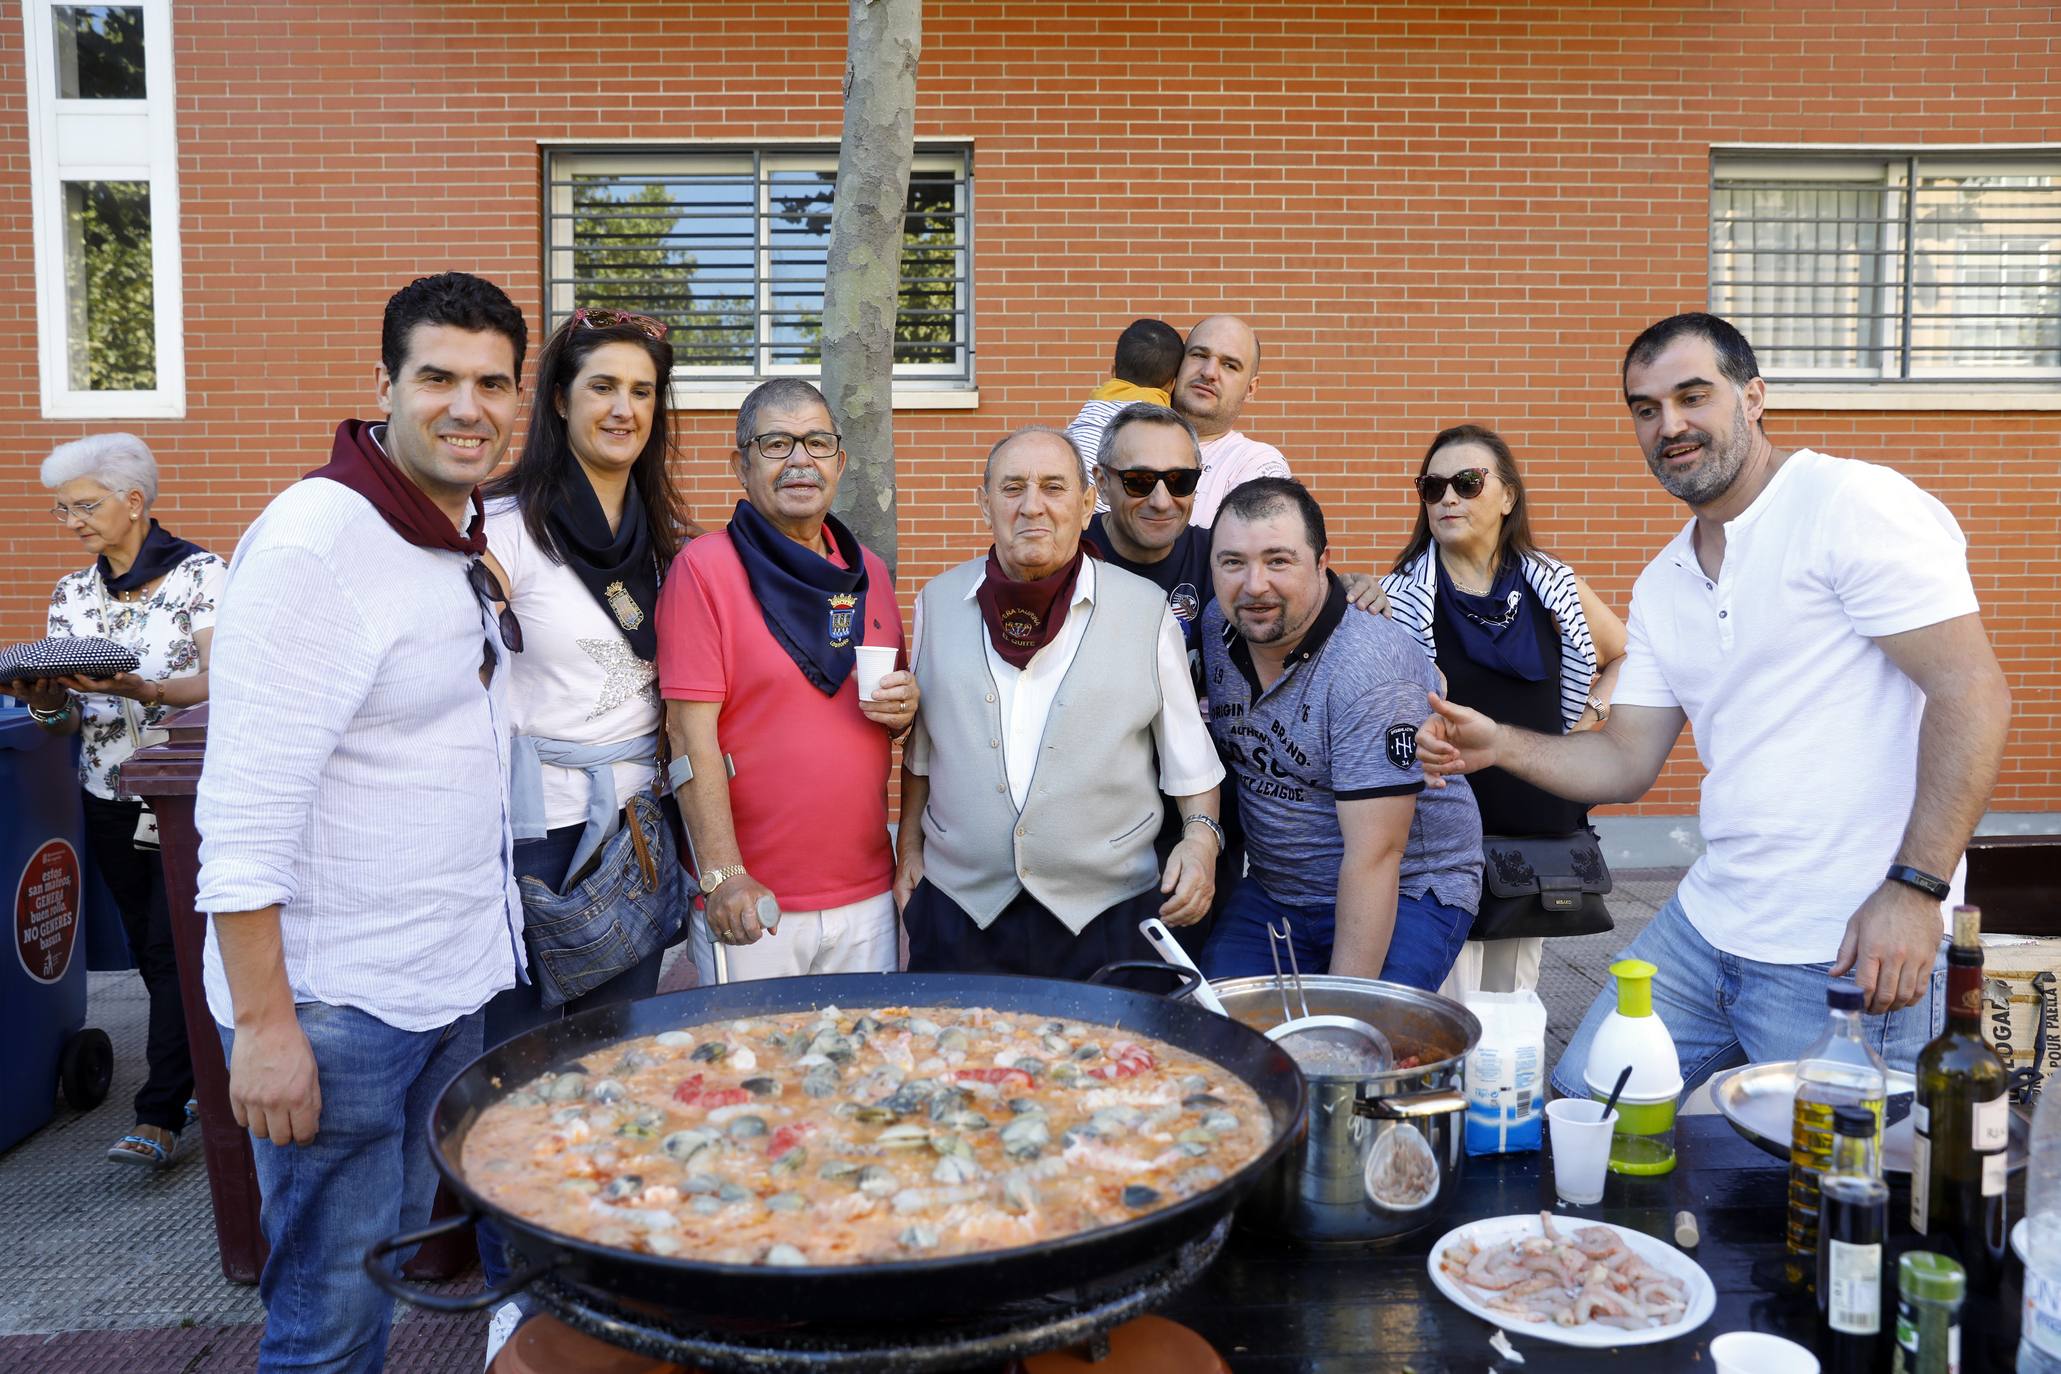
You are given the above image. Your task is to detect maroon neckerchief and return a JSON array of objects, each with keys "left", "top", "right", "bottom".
[
  {"left": 304, "top": 420, "right": 487, "bottom": 555},
  {"left": 975, "top": 543, "right": 1095, "bottom": 669}
]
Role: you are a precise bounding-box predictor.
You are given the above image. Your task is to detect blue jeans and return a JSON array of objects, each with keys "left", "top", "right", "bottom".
[
  {"left": 221, "top": 1003, "right": 482, "bottom": 1374},
  {"left": 1547, "top": 893, "right": 1946, "bottom": 1100},
  {"left": 476, "top": 823, "right": 664, "bottom": 1294},
  {"left": 1197, "top": 877, "right": 1474, "bottom": 991}
]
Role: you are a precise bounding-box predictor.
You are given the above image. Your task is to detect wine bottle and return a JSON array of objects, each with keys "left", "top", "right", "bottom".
[
  {"left": 1912, "top": 904, "right": 2010, "bottom": 1287},
  {"left": 1819, "top": 1103, "right": 1888, "bottom": 1374}
]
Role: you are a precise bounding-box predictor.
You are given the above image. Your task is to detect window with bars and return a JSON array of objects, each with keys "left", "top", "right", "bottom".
[
  {"left": 1710, "top": 151, "right": 2061, "bottom": 381},
  {"left": 23, "top": 1, "right": 185, "bottom": 418},
  {"left": 544, "top": 147, "right": 972, "bottom": 387}
]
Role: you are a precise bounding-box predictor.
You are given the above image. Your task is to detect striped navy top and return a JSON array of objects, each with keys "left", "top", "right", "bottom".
[{"left": 1379, "top": 549, "right": 1599, "bottom": 731}]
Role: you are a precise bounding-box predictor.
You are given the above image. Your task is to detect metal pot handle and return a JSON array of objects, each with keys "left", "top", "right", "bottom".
[
  {"left": 362, "top": 1212, "right": 563, "bottom": 1313},
  {"left": 1086, "top": 960, "right": 1202, "bottom": 1000},
  {"left": 1354, "top": 1088, "right": 1467, "bottom": 1121}
]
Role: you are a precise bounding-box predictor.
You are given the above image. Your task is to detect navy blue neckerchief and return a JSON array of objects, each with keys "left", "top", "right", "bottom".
[
  {"left": 726, "top": 498, "right": 867, "bottom": 695},
  {"left": 1436, "top": 553, "right": 1547, "bottom": 682},
  {"left": 99, "top": 520, "right": 207, "bottom": 594},
  {"left": 544, "top": 466, "right": 658, "bottom": 661}
]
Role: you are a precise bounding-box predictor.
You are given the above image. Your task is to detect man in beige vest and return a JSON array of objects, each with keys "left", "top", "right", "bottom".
[{"left": 894, "top": 426, "right": 1226, "bottom": 981}]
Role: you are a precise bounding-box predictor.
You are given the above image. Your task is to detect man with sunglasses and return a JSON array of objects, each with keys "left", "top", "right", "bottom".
[
  {"left": 194, "top": 272, "right": 529, "bottom": 1373},
  {"left": 1419, "top": 312, "right": 2011, "bottom": 1095},
  {"left": 658, "top": 379, "right": 915, "bottom": 980}
]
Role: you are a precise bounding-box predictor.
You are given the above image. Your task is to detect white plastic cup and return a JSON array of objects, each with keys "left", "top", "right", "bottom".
[
  {"left": 855, "top": 645, "right": 897, "bottom": 701},
  {"left": 1546, "top": 1098, "right": 1616, "bottom": 1206},
  {"left": 1708, "top": 1331, "right": 1819, "bottom": 1374}
]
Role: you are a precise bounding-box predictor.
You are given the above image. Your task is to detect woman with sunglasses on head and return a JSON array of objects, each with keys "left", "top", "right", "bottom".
[
  {"left": 471, "top": 308, "right": 702, "bottom": 1324},
  {"left": 3, "top": 434, "right": 224, "bottom": 1170},
  {"left": 1380, "top": 424, "right": 1627, "bottom": 996},
  {"left": 475, "top": 306, "right": 705, "bottom": 1033}
]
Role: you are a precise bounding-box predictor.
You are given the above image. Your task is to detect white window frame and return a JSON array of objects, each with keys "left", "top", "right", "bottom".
[
  {"left": 1712, "top": 144, "right": 2061, "bottom": 411},
  {"left": 542, "top": 142, "right": 976, "bottom": 409},
  {"left": 23, "top": 0, "right": 185, "bottom": 419}
]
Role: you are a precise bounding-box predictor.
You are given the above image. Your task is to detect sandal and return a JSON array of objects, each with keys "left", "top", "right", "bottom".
[{"left": 107, "top": 1125, "right": 178, "bottom": 1169}]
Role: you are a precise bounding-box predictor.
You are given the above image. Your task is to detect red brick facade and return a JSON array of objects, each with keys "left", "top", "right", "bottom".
[{"left": 0, "top": 3, "right": 2054, "bottom": 815}]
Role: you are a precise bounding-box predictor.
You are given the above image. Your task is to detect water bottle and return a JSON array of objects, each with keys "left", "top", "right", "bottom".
[{"left": 2019, "top": 1079, "right": 2061, "bottom": 1370}]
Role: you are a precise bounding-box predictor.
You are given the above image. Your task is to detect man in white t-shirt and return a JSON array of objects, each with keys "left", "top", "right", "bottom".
[
  {"left": 1419, "top": 312, "right": 2010, "bottom": 1092},
  {"left": 1171, "top": 315, "right": 1293, "bottom": 527}
]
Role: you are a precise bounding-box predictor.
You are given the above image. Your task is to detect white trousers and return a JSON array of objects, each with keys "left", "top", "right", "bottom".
[
  {"left": 1438, "top": 937, "right": 1545, "bottom": 999},
  {"left": 690, "top": 888, "right": 899, "bottom": 984}
]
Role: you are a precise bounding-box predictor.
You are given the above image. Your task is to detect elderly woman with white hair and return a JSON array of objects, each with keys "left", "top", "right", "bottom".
[{"left": 3, "top": 433, "right": 224, "bottom": 1168}]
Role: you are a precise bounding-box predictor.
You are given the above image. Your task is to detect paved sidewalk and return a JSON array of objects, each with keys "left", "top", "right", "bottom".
[{"left": 0, "top": 871, "right": 1682, "bottom": 1372}]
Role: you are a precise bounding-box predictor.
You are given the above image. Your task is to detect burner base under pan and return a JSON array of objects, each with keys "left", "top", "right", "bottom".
[{"left": 514, "top": 1216, "right": 1231, "bottom": 1374}]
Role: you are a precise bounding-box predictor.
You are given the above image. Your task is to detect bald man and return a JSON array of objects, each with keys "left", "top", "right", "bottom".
[
  {"left": 895, "top": 426, "right": 1226, "bottom": 982},
  {"left": 1171, "top": 315, "right": 1292, "bottom": 526}
]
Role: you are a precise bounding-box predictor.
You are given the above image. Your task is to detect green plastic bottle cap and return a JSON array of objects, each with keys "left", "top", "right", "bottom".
[
  {"left": 1610, "top": 959, "right": 1658, "bottom": 1018},
  {"left": 1898, "top": 1251, "right": 1966, "bottom": 1303}
]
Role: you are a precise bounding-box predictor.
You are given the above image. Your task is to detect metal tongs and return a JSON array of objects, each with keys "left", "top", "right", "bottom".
[{"left": 1263, "top": 916, "right": 1393, "bottom": 1075}]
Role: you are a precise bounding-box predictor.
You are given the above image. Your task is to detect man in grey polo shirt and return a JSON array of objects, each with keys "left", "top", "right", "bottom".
[{"left": 1197, "top": 478, "right": 1481, "bottom": 989}]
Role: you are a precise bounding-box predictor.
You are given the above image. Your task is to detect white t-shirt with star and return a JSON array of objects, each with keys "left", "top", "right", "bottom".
[{"left": 484, "top": 497, "right": 659, "bottom": 831}]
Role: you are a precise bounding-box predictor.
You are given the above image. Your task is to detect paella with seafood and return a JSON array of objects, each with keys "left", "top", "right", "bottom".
[{"left": 462, "top": 1004, "right": 1272, "bottom": 1267}]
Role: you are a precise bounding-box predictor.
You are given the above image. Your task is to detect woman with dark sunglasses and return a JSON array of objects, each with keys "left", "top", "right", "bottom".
[
  {"left": 1380, "top": 424, "right": 1627, "bottom": 996},
  {"left": 471, "top": 308, "right": 702, "bottom": 1334}
]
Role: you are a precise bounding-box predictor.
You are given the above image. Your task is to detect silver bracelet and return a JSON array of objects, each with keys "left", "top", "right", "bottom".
[
  {"left": 1181, "top": 813, "right": 1226, "bottom": 850},
  {"left": 27, "top": 694, "right": 73, "bottom": 726}
]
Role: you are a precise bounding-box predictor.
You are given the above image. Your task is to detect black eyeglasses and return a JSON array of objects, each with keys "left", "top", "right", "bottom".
[
  {"left": 467, "top": 559, "right": 524, "bottom": 654},
  {"left": 747, "top": 431, "right": 842, "bottom": 461},
  {"left": 1416, "top": 468, "right": 1490, "bottom": 503},
  {"left": 1110, "top": 466, "right": 1202, "bottom": 499}
]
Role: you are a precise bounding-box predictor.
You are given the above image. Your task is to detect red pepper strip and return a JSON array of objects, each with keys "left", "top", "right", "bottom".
[
  {"left": 954, "top": 1067, "right": 1034, "bottom": 1089},
  {"left": 698, "top": 1088, "right": 750, "bottom": 1110},
  {"left": 767, "top": 1123, "right": 808, "bottom": 1158},
  {"left": 672, "top": 1074, "right": 705, "bottom": 1105}
]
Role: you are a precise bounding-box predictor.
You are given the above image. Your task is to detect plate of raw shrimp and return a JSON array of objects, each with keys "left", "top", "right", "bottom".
[{"left": 1427, "top": 1211, "right": 1715, "bottom": 1347}]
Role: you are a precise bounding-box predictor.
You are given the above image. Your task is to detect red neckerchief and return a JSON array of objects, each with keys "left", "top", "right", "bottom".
[
  {"left": 305, "top": 420, "right": 486, "bottom": 555},
  {"left": 975, "top": 543, "right": 1093, "bottom": 669}
]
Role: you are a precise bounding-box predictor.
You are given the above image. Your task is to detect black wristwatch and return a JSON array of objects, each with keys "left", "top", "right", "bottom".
[{"left": 1885, "top": 863, "right": 1951, "bottom": 901}]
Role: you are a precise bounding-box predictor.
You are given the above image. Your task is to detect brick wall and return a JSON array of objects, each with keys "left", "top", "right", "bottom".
[{"left": 0, "top": 2, "right": 2054, "bottom": 814}]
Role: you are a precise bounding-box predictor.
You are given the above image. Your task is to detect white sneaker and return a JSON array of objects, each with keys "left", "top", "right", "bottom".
[{"left": 483, "top": 1300, "right": 523, "bottom": 1369}]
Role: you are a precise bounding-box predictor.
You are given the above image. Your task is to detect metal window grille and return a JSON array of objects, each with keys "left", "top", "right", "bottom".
[
  {"left": 544, "top": 146, "right": 973, "bottom": 385},
  {"left": 1710, "top": 150, "right": 2061, "bottom": 380}
]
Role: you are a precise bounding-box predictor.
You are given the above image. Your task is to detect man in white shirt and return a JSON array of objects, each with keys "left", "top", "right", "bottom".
[
  {"left": 195, "top": 272, "right": 529, "bottom": 1374},
  {"left": 894, "top": 426, "right": 1226, "bottom": 981},
  {"left": 1419, "top": 312, "right": 2010, "bottom": 1093},
  {"left": 1172, "top": 315, "right": 1293, "bottom": 527}
]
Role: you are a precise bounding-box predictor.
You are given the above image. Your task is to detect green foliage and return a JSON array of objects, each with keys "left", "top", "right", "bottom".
[{"left": 65, "top": 179, "right": 155, "bottom": 391}]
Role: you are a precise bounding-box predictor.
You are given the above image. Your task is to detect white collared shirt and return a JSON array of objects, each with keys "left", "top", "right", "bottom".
[
  {"left": 906, "top": 558, "right": 1222, "bottom": 809},
  {"left": 196, "top": 477, "right": 524, "bottom": 1033}
]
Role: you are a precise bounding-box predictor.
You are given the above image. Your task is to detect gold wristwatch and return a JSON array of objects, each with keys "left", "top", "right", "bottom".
[{"left": 700, "top": 865, "right": 748, "bottom": 894}]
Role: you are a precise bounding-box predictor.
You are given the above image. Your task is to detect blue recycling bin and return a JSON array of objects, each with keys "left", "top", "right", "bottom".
[{"left": 0, "top": 706, "right": 111, "bottom": 1154}]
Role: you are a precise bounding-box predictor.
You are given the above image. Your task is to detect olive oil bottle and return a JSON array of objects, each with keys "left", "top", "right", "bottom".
[
  {"left": 1789, "top": 982, "right": 1887, "bottom": 1257},
  {"left": 1912, "top": 904, "right": 2009, "bottom": 1287}
]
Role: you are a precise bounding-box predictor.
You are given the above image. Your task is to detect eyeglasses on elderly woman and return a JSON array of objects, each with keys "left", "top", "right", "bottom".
[{"left": 1415, "top": 468, "right": 1490, "bottom": 503}]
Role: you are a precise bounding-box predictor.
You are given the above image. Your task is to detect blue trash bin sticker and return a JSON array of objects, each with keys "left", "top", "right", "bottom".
[{"left": 15, "top": 838, "right": 80, "bottom": 984}]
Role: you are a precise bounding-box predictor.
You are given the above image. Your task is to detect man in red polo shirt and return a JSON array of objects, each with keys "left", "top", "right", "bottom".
[{"left": 657, "top": 379, "right": 915, "bottom": 979}]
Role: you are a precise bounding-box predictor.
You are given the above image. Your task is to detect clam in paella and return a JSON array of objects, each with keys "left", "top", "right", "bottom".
[{"left": 462, "top": 1005, "right": 1273, "bottom": 1267}]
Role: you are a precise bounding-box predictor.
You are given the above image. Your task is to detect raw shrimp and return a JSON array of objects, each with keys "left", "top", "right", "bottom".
[{"left": 1437, "top": 1212, "right": 1691, "bottom": 1331}]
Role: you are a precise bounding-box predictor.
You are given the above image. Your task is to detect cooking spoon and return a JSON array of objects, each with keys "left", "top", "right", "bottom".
[{"left": 1138, "top": 917, "right": 1229, "bottom": 1015}]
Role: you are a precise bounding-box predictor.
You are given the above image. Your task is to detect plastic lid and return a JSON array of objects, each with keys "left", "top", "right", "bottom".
[
  {"left": 1826, "top": 981, "right": 1864, "bottom": 1011},
  {"left": 1610, "top": 959, "right": 1658, "bottom": 1017},
  {"left": 1832, "top": 1104, "right": 1874, "bottom": 1137},
  {"left": 1898, "top": 1250, "right": 1966, "bottom": 1303}
]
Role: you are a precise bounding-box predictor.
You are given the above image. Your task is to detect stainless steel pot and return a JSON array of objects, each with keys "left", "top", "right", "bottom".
[{"left": 1212, "top": 974, "right": 1480, "bottom": 1244}]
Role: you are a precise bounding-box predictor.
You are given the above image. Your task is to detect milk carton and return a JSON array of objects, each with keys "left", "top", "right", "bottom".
[{"left": 1463, "top": 990, "right": 1548, "bottom": 1155}]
